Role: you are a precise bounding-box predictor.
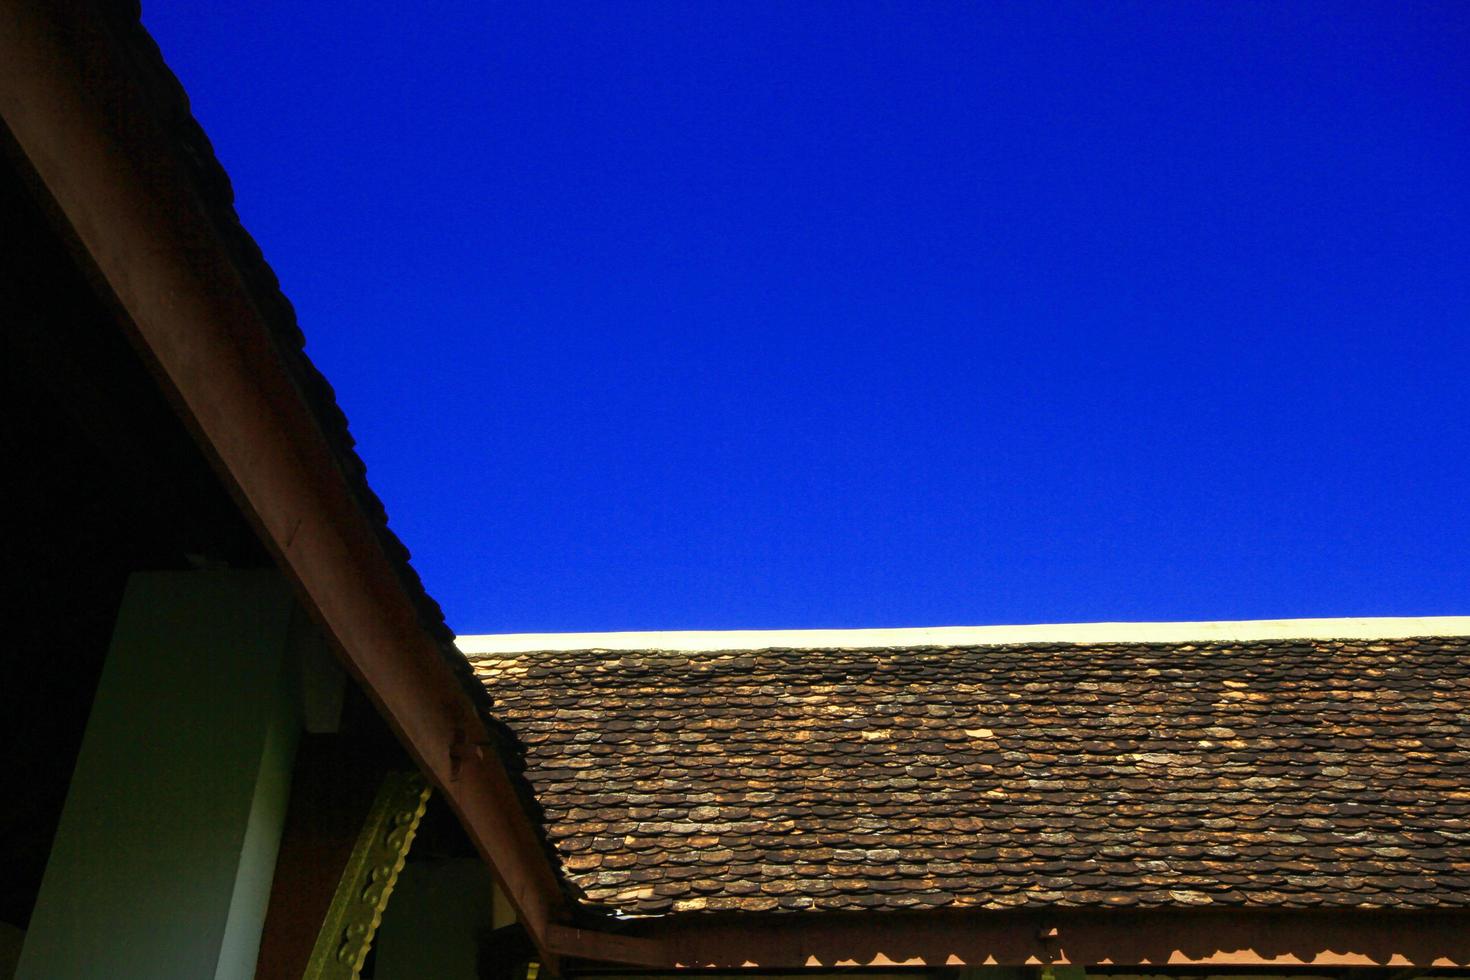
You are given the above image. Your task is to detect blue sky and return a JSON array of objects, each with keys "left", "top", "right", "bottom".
[{"left": 143, "top": 3, "right": 1469, "bottom": 633}]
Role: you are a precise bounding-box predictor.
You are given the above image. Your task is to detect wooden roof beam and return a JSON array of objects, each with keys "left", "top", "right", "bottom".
[
  {"left": 543, "top": 909, "right": 1470, "bottom": 970},
  {"left": 0, "top": 0, "right": 567, "bottom": 966},
  {"left": 594, "top": 909, "right": 1470, "bottom": 970}
]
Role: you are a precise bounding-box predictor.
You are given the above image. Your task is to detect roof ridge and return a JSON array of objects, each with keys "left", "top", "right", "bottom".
[{"left": 458, "top": 616, "right": 1470, "bottom": 654}]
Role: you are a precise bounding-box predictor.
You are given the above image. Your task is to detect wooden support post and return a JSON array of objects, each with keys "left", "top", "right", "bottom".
[{"left": 255, "top": 737, "right": 390, "bottom": 979}]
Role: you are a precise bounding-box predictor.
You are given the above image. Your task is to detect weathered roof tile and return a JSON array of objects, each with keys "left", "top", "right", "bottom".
[{"left": 472, "top": 635, "right": 1470, "bottom": 917}]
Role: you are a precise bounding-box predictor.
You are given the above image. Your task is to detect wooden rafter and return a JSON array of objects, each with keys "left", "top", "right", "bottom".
[{"left": 0, "top": 1, "right": 568, "bottom": 968}]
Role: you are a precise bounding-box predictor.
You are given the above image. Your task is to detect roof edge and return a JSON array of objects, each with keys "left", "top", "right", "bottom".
[
  {"left": 458, "top": 616, "right": 1470, "bottom": 654},
  {"left": 0, "top": 1, "right": 568, "bottom": 958}
]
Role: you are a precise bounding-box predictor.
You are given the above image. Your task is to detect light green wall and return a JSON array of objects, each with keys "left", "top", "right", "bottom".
[
  {"left": 214, "top": 662, "right": 300, "bottom": 980},
  {"left": 18, "top": 571, "right": 300, "bottom": 980},
  {"left": 374, "top": 858, "right": 496, "bottom": 980}
]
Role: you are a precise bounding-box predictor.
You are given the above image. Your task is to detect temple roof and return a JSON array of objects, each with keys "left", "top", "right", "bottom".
[{"left": 465, "top": 619, "right": 1470, "bottom": 918}]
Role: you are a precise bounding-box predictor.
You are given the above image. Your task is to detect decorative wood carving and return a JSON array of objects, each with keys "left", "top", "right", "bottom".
[{"left": 303, "top": 771, "right": 432, "bottom": 980}]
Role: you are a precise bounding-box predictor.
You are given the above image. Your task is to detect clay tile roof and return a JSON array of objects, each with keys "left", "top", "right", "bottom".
[{"left": 464, "top": 619, "right": 1470, "bottom": 918}]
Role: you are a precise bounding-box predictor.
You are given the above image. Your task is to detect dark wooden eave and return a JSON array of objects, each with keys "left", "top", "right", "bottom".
[{"left": 0, "top": 0, "right": 567, "bottom": 965}]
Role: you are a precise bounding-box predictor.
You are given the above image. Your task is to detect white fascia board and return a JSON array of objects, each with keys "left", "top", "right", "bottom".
[{"left": 457, "top": 616, "right": 1470, "bottom": 655}]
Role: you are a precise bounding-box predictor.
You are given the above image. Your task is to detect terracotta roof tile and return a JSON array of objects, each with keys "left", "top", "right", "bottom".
[{"left": 469, "top": 636, "right": 1470, "bottom": 917}]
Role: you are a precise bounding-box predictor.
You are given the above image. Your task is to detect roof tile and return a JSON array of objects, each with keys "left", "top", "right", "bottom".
[{"left": 472, "top": 636, "right": 1470, "bottom": 917}]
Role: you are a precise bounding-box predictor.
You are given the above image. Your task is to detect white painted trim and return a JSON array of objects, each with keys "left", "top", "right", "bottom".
[{"left": 456, "top": 616, "right": 1470, "bottom": 655}]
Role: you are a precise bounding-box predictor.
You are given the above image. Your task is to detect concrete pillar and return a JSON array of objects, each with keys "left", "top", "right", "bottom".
[{"left": 18, "top": 571, "right": 300, "bottom": 980}]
